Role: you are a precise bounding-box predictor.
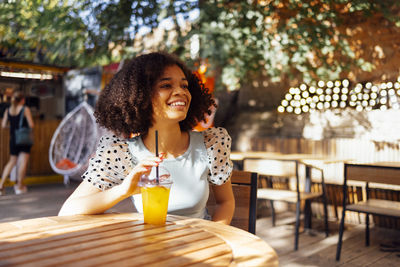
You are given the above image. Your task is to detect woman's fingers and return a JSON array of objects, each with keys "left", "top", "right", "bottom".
[{"left": 121, "top": 156, "right": 165, "bottom": 196}]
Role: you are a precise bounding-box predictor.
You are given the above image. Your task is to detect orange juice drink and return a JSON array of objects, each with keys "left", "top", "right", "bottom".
[{"left": 141, "top": 185, "right": 171, "bottom": 225}]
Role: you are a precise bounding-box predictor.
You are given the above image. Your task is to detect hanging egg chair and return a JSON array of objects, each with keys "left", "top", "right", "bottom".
[{"left": 49, "top": 102, "right": 100, "bottom": 185}]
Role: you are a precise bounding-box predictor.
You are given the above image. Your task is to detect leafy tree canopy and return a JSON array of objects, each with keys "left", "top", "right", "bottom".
[{"left": 0, "top": 0, "right": 399, "bottom": 90}]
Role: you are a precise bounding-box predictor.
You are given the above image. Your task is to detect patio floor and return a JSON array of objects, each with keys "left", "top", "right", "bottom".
[{"left": 0, "top": 181, "right": 399, "bottom": 266}]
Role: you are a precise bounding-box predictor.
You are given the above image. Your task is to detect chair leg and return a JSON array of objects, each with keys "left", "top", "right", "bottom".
[
  {"left": 323, "top": 194, "right": 329, "bottom": 237},
  {"left": 294, "top": 201, "right": 301, "bottom": 250},
  {"left": 365, "top": 213, "right": 370, "bottom": 246},
  {"left": 336, "top": 208, "right": 346, "bottom": 261},
  {"left": 270, "top": 200, "right": 276, "bottom": 227}
]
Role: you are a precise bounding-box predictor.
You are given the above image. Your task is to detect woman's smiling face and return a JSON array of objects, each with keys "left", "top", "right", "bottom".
[{"left": 151, "top": 64, "right": 192, "bottom": 124}]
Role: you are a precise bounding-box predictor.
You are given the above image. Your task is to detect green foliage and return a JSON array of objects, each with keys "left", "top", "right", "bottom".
[
  {"left": 186, "top": 0, "right": 400, "bottom": 89},
  {"left": 0, "top": 0, "right": 399, "bottom": 89}
]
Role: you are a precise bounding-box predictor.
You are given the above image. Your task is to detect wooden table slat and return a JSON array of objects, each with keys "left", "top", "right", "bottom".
[
  {"left": 1, "top": 224, "right": 199, "bottom": 266},
  {"left": 0, "top": 223, "right": 182, "bottom": 258},
  {"left": 147, "top": 243, "right": 232, "bottom": 266},
  {"left": 0, "top": 220, "right": 147, "bottom": 243},
  {"left": 61, "top": 228, "right": 229, "bottom": 267},
  {"left": 189, "top": 253, "right": 234, "bottom": 267}
]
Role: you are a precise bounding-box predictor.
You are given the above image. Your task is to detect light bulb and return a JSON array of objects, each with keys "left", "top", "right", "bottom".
[{"left": 333, "top": 87, "right": 340, "bottom": 94}]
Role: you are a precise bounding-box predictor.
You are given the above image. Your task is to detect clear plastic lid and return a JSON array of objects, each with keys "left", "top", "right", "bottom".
[{"left": 138, "top": 166, "right": 172, "bottom": 186}]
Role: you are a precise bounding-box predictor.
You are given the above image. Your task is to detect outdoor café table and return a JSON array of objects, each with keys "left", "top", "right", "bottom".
[{"left": 0, "top": 212, "right": 278, "bottom": 267}]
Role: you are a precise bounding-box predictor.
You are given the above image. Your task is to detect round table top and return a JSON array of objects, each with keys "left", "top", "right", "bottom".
[{"left": 0, "top": 212, "right": 278, "bottom": 267}]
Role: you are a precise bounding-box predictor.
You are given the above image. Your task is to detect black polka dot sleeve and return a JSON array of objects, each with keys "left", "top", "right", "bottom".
[
  {"left": 81, "top": 134, "right": 138, "bottom": 190},
  {"left": 203, "top": 127, "right": 233, "bottom": 185}
]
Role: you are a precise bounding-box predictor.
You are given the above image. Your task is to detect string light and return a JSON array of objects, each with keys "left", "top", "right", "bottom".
[{"left": 277, "top": 77, "right": 400, "bottom": 113}]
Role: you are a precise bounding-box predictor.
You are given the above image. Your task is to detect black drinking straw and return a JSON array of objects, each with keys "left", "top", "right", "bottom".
[{"left": 155, "top": 130, "right": 159, "bottom": 184}]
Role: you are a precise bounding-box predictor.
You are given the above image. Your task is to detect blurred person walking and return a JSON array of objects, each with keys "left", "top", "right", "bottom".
[{"left": 0, "top": 91, "right": 34, "bottom": 195}]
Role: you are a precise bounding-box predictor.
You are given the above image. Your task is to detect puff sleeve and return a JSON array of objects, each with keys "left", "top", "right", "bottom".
[
  {"left": 82, "top": 134, "right": 137, "bottom": 190},
  {"left": 203, "top": 127, "right": 233, "bottom": 185}
]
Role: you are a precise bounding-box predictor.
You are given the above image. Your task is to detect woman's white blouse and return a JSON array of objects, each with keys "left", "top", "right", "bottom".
[{"left": 82, "top": 127, "right": 233, "bottom": 218}]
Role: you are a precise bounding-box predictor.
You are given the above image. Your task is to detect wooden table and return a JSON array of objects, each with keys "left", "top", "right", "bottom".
[{"left": 0, "top": 213, "right": 278, "bottom": 267}]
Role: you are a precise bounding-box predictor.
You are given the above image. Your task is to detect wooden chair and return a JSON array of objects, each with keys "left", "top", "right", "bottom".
[
  {"left": 207, "top": 170, "right": 258, "bottom": 234},
  {"left": 336, "top": 163, "right": 400, "bottom": 261},
  {"left": 245, "top": 158, "right": 329, "bottom": 250}
]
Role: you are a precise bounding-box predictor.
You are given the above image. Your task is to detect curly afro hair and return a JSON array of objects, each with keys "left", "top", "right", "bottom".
[{"left": 94, "top": 52, "right": 216, "bottom": 137}]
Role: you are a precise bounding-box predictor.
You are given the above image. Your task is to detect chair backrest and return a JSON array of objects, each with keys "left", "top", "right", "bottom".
[
  {"left": 345, "top": 163, "right": 400, "bottom": 185},
  {"left": 207, "top": 170, "right": 258, "bottom": 234},
  {"left": 243, "top": 159, "right": 297, "bottom": 178}
]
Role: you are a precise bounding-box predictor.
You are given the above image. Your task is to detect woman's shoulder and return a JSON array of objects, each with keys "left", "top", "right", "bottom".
[
  {"left": 202, "top": 127, "right": 231, "bottom": 148},
  {"left": 82, "top": 133, "right": 135, "bottom": 190},
  {"left": 201, "top": 127, "right": 233, "bottom": 185},
  {"left": 95, "top": 133, "right": 132, "bottom": 159}
]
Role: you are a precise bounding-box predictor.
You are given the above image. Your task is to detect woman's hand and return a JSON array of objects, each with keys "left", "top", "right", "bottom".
[{"left": 119, "top": 154, "right": 165, "bottom": 197}]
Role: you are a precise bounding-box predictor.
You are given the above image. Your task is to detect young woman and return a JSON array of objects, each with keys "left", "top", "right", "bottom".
[
  {"left": 59, "top": 52, "right": 235, "bottom": 224},
  {"left": 0, "top": 91, "right": 34, "bottom": 195}
]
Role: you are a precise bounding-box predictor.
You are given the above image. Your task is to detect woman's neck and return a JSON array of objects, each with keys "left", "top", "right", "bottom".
[
  {"left": 143, "top": 124, "right": 190, "bottom": 158},
  {"left": 10, "top": 103, "right": 23, "bottom": 113}
]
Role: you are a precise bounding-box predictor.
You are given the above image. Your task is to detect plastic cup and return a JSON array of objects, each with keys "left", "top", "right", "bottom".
[{"left": 139, "top": 167, "right": 172, "bottom": 225}]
